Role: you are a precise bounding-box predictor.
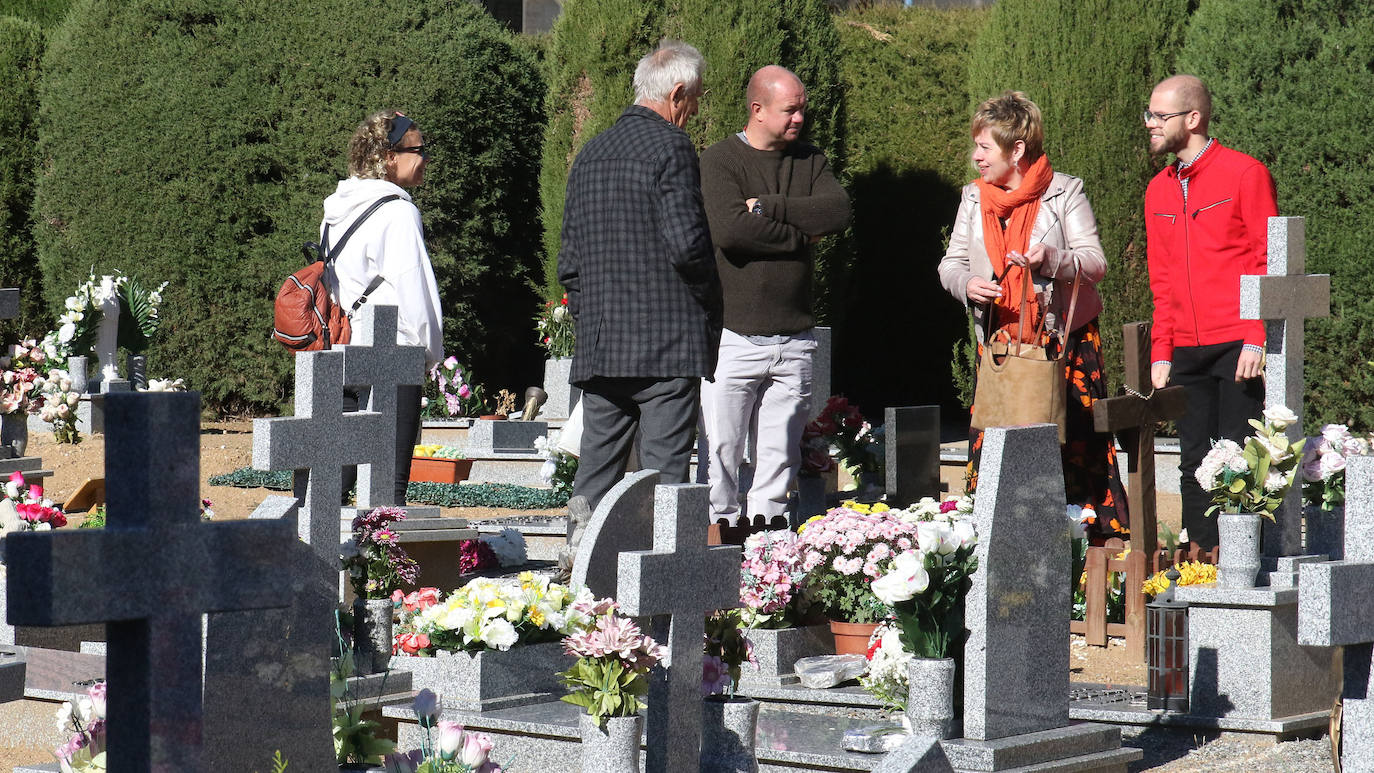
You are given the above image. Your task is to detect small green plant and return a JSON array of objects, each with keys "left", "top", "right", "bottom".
[
  {"left": 558, "top": 600, "right": 665, "bottom": 722},
  {"left": 331, "top": 619, "right": 396, "bottom": 765}
]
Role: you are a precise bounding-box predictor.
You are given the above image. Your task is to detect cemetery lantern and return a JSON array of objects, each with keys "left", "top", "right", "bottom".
[{"left": 1147, "top": 567, "right": 1188, "bottom": 712}]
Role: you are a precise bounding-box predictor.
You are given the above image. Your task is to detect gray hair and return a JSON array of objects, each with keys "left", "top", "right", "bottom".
[{"left": 633, "top": 40, "right": 704, "bottom": 104}]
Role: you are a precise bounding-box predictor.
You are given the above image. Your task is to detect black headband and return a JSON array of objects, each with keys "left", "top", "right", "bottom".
[{"left": 387, "top": 115, "right": 415, "bottom": 147}]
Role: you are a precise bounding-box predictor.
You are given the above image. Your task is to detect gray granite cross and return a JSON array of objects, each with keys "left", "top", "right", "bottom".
[
  {"left": 252, "top": 348, "right": 388, "bottom": 564},
  {"left": 3, "top": 393, "right": 295, "bottom": 772},
  {"left": 1239, "top": 216, "right": 1330, "bottom": 557},
  {"left": 340, "top": 304, "right": 426, "bottom": 508},
  {"left": 1299, "top": 455, "right": 1374, "bottom": 772},
  {"left": 616, "top": 483, "right": 741, "bottom": 773}
]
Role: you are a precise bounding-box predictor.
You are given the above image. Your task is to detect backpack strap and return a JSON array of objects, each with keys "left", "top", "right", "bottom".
[
  {"left": 349, "top": 274, "right": 387, "bottom": 318},
  {"left": 321, "top": 194, "right": 402, "bottom": 264}
]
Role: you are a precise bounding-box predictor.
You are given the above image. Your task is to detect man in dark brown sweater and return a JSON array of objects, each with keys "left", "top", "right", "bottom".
[{"left": 698, "top": 65, "right": 850, "bottom": 526}]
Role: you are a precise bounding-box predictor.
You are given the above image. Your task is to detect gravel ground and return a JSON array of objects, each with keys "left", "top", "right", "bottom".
[{"left": 1125, "top": 727, "right": 1334, "bottom": 772}]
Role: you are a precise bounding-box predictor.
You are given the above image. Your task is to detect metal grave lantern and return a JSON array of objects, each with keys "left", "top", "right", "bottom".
[{"left": 1147, "top": 567, "right": 1188, "bottom": 712}]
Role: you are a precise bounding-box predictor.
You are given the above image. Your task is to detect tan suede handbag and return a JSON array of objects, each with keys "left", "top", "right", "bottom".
[{"left": 970, "top": 267, "right": 1081, "bottom": 444}]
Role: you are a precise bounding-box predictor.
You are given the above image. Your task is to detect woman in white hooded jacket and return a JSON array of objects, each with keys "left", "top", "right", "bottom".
[{"left": 321, "top": 109, "right": 443, "bottom": 502}]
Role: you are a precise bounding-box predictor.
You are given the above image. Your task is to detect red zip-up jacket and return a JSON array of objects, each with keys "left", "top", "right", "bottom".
[{"left": 1145, "top": 141, "right": 1278, "bottom": 363}]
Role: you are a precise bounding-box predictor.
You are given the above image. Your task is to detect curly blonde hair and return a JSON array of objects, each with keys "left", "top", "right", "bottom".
[
  {"left": 970, "top": 91, "right": 1044, "bottom": 162},
  {"left": 347, "top": 110, "right": 411, "bottom": 179}
]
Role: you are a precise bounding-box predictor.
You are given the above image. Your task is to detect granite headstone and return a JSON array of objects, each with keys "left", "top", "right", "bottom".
[
  {"left": 570, "top": 469, "right": 659, "bottom": 599},
  {"left": 884, "top": 405, "right": 941, "bottom": 508}
]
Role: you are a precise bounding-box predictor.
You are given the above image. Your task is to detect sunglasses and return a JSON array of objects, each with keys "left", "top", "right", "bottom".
[{"left": 393, "top": 145, "right": 429, "bottom": 160}]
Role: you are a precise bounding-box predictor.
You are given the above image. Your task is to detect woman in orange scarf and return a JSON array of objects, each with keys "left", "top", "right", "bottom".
[{"left": 937, "top": 91, "right": 1128, "bottom": 542}]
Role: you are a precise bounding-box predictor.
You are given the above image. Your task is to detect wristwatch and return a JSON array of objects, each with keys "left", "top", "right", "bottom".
[{"left": 750, "top": 200, "right": 765, "bottom": 216}]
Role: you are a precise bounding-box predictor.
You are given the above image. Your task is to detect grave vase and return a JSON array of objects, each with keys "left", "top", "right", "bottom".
[
  {"left": 1, "top": 412, "right": 27, "bottom": 457},
  {"left": 905, "top": 656, "right": 956, "bottom": 739},
  {"left": 67, "top": 356, "right": 89, "bottom": 394},
  {"left": 1304, "top": 504, "right": 1344, "bottom": 561},
  {"left": 126, "top": 353, "right": 148, "bottom": 391},
  {"left": 351, "top": 598, "right": 393, "bottom": 675},
  {"left": 578, "top": 712, "right": 642, "bottom": 773},
  {"left": 542, "top": 357, "right": 579, "bottom": 419},
  {"left": 92, "top": 293, "right": 120, "bottom": 389},
  {"left": 828, "top": 620, "right": 879, "bottom": 656},
  {"left": 1216, "top": 512, "right": 1262, "bottom": 589},
  {"left": 700, "top": 694, "right": 759, "bottom": 773}
]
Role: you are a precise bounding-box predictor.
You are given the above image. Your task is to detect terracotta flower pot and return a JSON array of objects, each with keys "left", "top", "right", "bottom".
[
  {"left": 828, "top": 620, "right": 879, "bottom": 656},
  {"left": 408, "top": 457, "right": 473, "bottom": 484}
]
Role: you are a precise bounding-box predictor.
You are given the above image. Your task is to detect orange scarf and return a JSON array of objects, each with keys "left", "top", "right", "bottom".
[{"left": 976, "top": 155, "right": 1054, "bottom": 342}]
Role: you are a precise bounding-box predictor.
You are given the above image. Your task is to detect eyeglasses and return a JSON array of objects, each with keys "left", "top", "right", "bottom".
[
  {"left": 1142, "top": 109, "right": 1192, "bottom": 125},
  {"left": 393, "top": 145, "right": 428, "bottom": 160}
]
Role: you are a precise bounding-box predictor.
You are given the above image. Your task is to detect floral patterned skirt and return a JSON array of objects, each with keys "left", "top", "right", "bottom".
[{"left": 965, "top": 318, "right": 1130, "bottom": 542}]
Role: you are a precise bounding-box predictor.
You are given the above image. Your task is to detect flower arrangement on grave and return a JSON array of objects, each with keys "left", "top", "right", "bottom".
[
  {"left": 35, "top": 367, "right": 82, "bottom": 443},
  {"left": 534, "top": 430, "right": 578, "bottom": 500},
  {"left": 39, "top": 273, "right": 109, "bottom": 365},
  {"left": 53, "top": 679, "right": 106, "bottom": 772},
  {"left": 796, "top": 501, "right": 923, "bottom": 624},
  {"left": 114, "top": 273, "right": 169, "bottom": 354},
  {"left": 0, "top": 471, "right": 68, "bottom": 535},
  {"left": 1141, "top": 561, "right": 1217, "bottom": 600},
  {"left": 702, "top": 609, "right": 756, "bottom": 696},
  {"left": 141, "top": 377, "right": 187, "bottom": 392},
  {"left": 1301, "top": 423, "right": 1372, "bottom": 511},
  {"left": 396, "top": 573, "right": 592, "bottom": 655},
  {"left": 491, "top": 389, "right": 518, "bottom": 417},
  {"left": 803, "top": 396, "right": 883, "bottom": 486},
  {"left": 799, "top": 420, "right": 837, "bottom": 475},
  {"left": 342, "top": 506, "right": 420, "bottom": 600},
  {"left": 389, "top": 689, "right": 506, "bottom": 773},
  {"left": 534, "top": 293, "right": 575, "bottom": 359},
  {"left": 421, "top": 356, "right": 486, "bottom": 419},
  {"left": 860, "top": 622, "right": 912, "bottom": 712},
  {"left": 738, "top": 529, "right": 812, "bottom": 629},
  {"left": 1194, "top": 406, "right": 1305, "bottom": 519},
  {"left": 557, "top": 597, "right": 667, "bottom": 722},
  {"left": 0, "top": 338, "right": 46, "bottom": 414},
  {"left": 414, "top": 444, "right": 467, "bottom": 459},
  {"left": 457, "top": 539, "right": 499, "bottom": 575},
  {"left": 869, "top": 503, "right": 978, "bottom": 659},
  {"left": 331, "top": 642, "right": 397, "bottom": 766}
]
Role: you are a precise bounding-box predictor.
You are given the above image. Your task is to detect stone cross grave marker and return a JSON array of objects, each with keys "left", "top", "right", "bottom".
[
  {"left": 1240, "top": 216, "right": 1330, "bottom": 557},
  {"left": 1299, "top": 454, "right": 1374, "bottom": 772},
  {"left": 341, "top": 304, "right": 426, "bottom": 508},
  {"left": 961, "top": 423, "right": 1071, "bottom": 740},
  {"left": 1092, "top": 321, "right": 1187, "bottom": 570},
  {"left": 571, "top": 469, "right": 659, "bottom": 598},
  {"left": 4, "top": 393, "right": 297, "bottom": 772},
  {"left": 616, "top": 483, "right": 742, "bottom": 773},
  {"left": 253, "top": 347, "right": 388, "bottom": 572},
  {"left": 884, "top": 405, "right": 941, "bottom": 508}
]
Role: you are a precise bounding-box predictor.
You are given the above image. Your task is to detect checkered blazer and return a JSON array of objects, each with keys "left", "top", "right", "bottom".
[{"left": 558, "top": 106, "right": 723, "bottom": 384}]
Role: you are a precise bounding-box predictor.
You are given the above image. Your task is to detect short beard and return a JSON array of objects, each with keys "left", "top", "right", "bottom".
[{"left": 1151, "top": 130, "right": 1187, "bottom": 157}]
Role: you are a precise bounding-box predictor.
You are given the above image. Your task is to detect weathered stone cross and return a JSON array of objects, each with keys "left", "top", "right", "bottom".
[
  {"left": 340, "top": 304, "right": 426, "bottom": 508},
  {"left": 1299, "top": 455, "right": 1374, "bottom": 772},
  {"left": 1092, "top": 321, "right": 1187, "bottom": 569},
  {"left": 1240, "top": 216, "right": 1329, "bottom": 557},
  {"left": 616, "top": 483, "right": 741, "bottom": 773},
  {"left": 4, "top": 393, "right": 295, "bottom": 772}
]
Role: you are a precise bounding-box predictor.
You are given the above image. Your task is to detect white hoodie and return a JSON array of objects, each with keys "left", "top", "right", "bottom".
[{"left": 321, "top": 177, "right": 443, "bottom": 365}]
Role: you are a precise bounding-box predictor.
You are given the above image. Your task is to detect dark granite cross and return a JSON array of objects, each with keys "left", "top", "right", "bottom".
[
  {"left": 616, "top": 483, "right": 741, "bottom": 773},
  {"left": 4, "top": 393, "right": 295, "bottom": 772},
  {"left": 1092, "top": 322, "right": 1187, "bottom": 571}
]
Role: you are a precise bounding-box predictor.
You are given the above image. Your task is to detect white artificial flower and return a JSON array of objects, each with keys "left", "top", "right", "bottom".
[
  {"left": 57, "top": 323, "right": 75, "bottom": 344},
  {"left": 1258, "top": 433, "right": 1292, "bottom": 463},
  {"left": 1263, "top": 405, "right": 1299, "bottom": 430},
  {"left": 871, "top": 551, "right": 929, "bottom": 605},
  {"left": 1263, "top": 470, "right": 1287, "bottom": 493},
  {"left": 64, "top": 296, "right": 82, "bottom": 312},
  {"left": 1320, "top": 451, "right": 1348, "bottom": 480},
  {"left": 480, "top": 618, "right": 519, "bottom": 651},
  {"left": 552, "top": 305, "right": 569, "bottom": 320},
  {"left": 952, "top": 518, "right": 977, "bottom": 548}
]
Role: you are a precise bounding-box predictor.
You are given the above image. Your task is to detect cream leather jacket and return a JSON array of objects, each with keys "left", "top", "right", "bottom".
[{"left": 938, "top": 172, "right": 1105, "bottom": 343}]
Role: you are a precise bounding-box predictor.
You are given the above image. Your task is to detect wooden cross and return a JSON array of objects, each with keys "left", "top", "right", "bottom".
[
  {"left": 1240, "top": 216, "right": 1330, "bottom": 556},
  {"left": 4, "top": 393, "right": 295, "bottom": 772},
  {"left": 617, "top": 484, "right": 741, "bottom": 773}
]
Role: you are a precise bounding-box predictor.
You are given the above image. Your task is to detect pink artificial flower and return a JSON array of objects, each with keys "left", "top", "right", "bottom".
[
  {"left": 458, "top": 730, "right": 494, "bottom": 768},
  {"left": 701, "top": 655, "right": 731, "bottom": 696},
  {"left": 437, "top": 721, "right": 465, "bottom": 760},
  {"left": 457, "top": 384, "right": 472, "bottom": 399}
]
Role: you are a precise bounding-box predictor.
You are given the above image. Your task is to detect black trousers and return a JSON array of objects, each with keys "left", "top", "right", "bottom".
[
  {"left": 299, "top": 384, "right": 422, "bottom": 506},
  {"left": 573, "top": 376, "right": 700, "bottom": 512},
  {"left": 1172, "top": 341, "right": 1264, "bottom": 550}
]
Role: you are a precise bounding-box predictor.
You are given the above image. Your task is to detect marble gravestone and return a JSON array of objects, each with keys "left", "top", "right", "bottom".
[
  {"left": 884, "top": 405, "right": 941, "bottom": 508},
  {"left": 4, "top": 393, "right": 300, "bottom": 772},
  {"left": 1299, "top": 455, "right": 1374, "bottom": 772},
  {"left": 1239, "top": 216, "right": 1330, "bottom": 559},
  {"left": 616, "top": 483, "right": 742, "bottom": 773},
  {"left": 940, "top": 424, "right": 1139, "bottom": 771},
  {"left": 570, "top": 469, "right": 660, "bottom": 599}
]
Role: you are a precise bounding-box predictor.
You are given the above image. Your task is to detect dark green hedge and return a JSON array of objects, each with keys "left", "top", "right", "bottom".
[
  {"left": 0, "top": 0, "right": 70, "bottom": 26},
  {"left": 35, "top": 0, "right": 545, "bottom": 413},
  {"left": 830, "top": 5, "right": 989, "bottom": 414},
  {"left": 968, "top": 0, "right": 1193, "bottom": 395},
  {"left": 1176, "top": 0, "right": 1374, "bottom": 430},
  {"left": 0, "top": 16, "right": 46, "bottom": 340},
  {"left": 538, "top": 0, "right": 845, "bottom": 309}
]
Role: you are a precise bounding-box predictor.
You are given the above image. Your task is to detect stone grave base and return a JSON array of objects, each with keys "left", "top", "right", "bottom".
[
  {"left": 1068, "top": 682, "right": 1330, "bottom": 741},
  {"left": 477, "top": 517, "right": 567, "bottom": 561},
  {"left": 0, "top": 648, "right": 24, "bottom": 703},
  {"left": 941, "top": 723, "right": 1140, "bottom": 772},
  {"left": 390, "top": 641, "right": 572, "bottom": 712},
  {"left": 738, "top": 624, "right": 835, "bottom": 689},
  {"left": 341, "top": 506, "right": 478, "bottom": 592},
  {"left": 468, "top": 452, "right": 553, "bottom": 487}
]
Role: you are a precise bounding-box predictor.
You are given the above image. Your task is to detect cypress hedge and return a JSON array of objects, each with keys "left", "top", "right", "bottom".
[
  {"left": 538, "top": 0, "right": 845, "bottom": 313},
  {"left": 0, "top": 16, "right": 46, "bottom": 339},
  {"left": 0, "top": 0, "right": 70, "bottom": 26},
  {"left": 967, "top": 0, "right": 1193, "bottom": 394},
  {"left": 831, "top": 5, "right": 989, "bottom": 415},
  {"left": 35, "top": 0, "right": 545, "bottom": 413},
  {"left": 1176, "top": 0, "right": 1374, "bottom": 430}
]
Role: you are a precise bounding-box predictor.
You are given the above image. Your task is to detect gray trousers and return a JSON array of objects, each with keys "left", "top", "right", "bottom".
[{"left": 573, "top": 376, "right": 700, "bottom": 511}]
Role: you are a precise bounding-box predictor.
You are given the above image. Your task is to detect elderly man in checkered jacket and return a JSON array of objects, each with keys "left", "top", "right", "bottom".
[{"left": 556, "top": 40, "right": 723, "bottom": 511}]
